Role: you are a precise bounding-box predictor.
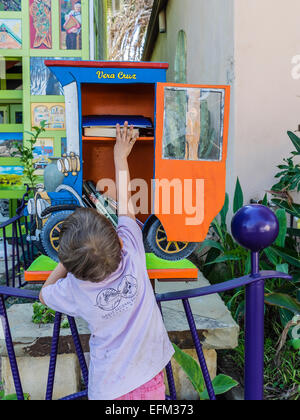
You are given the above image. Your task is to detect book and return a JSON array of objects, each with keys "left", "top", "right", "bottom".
[
  {"left": 82, "top": 115, "right": 153, "bottom": 129},
  {"left": 83, "top": 126, "right": 140, "bottom": 138},
  {"left": 82, "top": 115, "right": 154, "bottom": 137}
]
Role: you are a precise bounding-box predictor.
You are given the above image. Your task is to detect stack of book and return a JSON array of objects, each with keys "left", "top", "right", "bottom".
[{"left": 82, "top": 115, "right": 154, "bottom": 138}]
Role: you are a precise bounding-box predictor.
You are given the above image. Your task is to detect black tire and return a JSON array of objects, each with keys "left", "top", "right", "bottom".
[
  {"left": 144, "top": 217, "right": 198, "bottom": 261},
  {"left": 41, "top": 211, "right": 75, "bottom": 262}
]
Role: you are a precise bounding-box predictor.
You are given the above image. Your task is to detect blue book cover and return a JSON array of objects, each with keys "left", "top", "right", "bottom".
[{"left": 82, "top": 115, "right": 153, "bottom": 128}]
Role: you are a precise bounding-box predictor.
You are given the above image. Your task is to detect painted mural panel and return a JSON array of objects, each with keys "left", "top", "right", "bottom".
[
  {"left": 0, "top": 0, "right": 21, "bottom": 11},
  {"left": 33, "top": 137, "right": 54, "bottom": 175},
  {"left": 30, "top": 57, "right": 78, "bottom": 96},
  {"left": 30, "top": 0, "right": 52, "bottom": 49},
  {"left": 0, "top": 19, "right": 22, "bottom": 50},
  {"left": 60, "top": 0, "right": 82, "bottom": 50},
  {"left": 0, "top": 133, "right": 22, "bottom": 157},
  {"left": 31, "top": 103, "right": 65, "bottom": 130},
  {"left": 0, "top": 166, "right": 24, "bottom": 191}
]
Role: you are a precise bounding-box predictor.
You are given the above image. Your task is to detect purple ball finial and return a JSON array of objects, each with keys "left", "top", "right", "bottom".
[{"left": 231, "top": 205, "right": 279, "bottom": 252}]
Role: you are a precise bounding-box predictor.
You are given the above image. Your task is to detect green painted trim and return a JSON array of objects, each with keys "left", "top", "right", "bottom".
[
  {"left": 5, "top": 74, "right": 22, "bottom": 80},
  {"left": 81, "top": 0, "right": 90, "bottom": 60},
  {"left": 0, "top": 50, "right": 25, "bottom": 57},
  {"left": 30, "top": 95, "right": 65, "bottom": 103},
  {"left": 51, "top": 0, "right": 60, "bottom": 52},
  {"left": 0, "top": 79, "right": 7, "bottom": 90},
  {"left": 29, "top": 49, "right": 83, "bottom": 57},
  {"left": 21, "top": 0, "right": 30, "bottom": 51},
  {"left": 0, "top": 124, "right": 23, "bottom": 132},
  {"left": 0, "top": 12, "right": 22, "bottom": 19},
  {"left": 0, "top": 190, "right": 26, "bottom": 199},
  {"left": 0, "top": 91, "right": 23, "bottom": 100},
  {"left": 9, "top": 103, "right": 22, "bottom": 124},
  {"left": 146, "top": 253, "right": 197, "bottom": 270},
  {"left": 0, "top": 157, "right": 22, "bottom": 165}
]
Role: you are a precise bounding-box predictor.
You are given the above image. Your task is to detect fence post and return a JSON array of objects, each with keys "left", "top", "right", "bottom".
[
  {"left": 244, "top": 252, "right": 265, "bottom": 400},
  {"left": 231, "top": 204, "right": 280, "bottom": 400}
]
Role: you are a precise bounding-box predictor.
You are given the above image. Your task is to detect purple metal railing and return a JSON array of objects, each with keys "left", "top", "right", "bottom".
[
  {"left": 0, "top": 204, "right": 293, "bottom": 400},
  {"left": 0, "top": 187, "right": 37, "bottom": 290}
]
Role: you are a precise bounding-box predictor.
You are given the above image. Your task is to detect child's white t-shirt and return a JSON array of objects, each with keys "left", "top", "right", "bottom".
[{"left": 42, "top": 216, "right": 174, "bottom": 400}]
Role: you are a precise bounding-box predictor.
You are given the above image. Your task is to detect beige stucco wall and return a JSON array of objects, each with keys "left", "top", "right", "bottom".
[
  {"left": 150, "top": 0, "right": 300, "bottom": 206},
  {"left": 234, "top": 0, "right": 300, "bottom": 203}
]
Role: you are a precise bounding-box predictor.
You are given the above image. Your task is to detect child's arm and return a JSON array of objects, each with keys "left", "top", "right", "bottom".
[
  {"left": 39, "top": 263, "right": 68, "bottom": 305},
  {"left": 114, "top": 122, "right": 138, "bottom": 220}
]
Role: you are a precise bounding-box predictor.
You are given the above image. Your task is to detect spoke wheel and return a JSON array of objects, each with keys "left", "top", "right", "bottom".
[
  {"left": 156, "top": 226, "right": 189, "bottom": 255},
  {"left": 144, "top": 217, "right": 198, "bottom": 261},
  {"left": 41, "top": 211, "right": 75, "bottom": 262}
]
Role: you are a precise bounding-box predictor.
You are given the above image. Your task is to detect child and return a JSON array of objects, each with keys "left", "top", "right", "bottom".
[{"left": 39, "top": 122, "right": 175, "bottom": 400}]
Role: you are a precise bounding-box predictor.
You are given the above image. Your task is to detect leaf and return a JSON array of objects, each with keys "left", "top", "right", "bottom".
[
  {"left": 262, "top": 194, "right": 268, "bottom": 206},
  {"left": 244, "top": 251, "right": 251, "bottom": 275},
  {"left": 275, "top": 209, "right": 287, "bottom": 247},
  {"left": 264, "top": 293, "right": 300, "bottom": 314},
  {"left": 233, "top": 178, "right": 244, "bottom": 214},
  {"left": 276, "top": 263, "right": 289, "bottom": 274},
  {"left": 270, "top": 245, "right": 300, "bottom": 268},
  {"left": 198, "top": 240, "right": 224, "bottom": 253},
  {"left": 287, "top": 131, "right": 300, "bottom": 153},
  {"left": 200, "top": 375, "right": 238, "bottom": 400},
  {"left": 220, "top": 193, "right": 229, "bottom": 229},
  {"left": 204, "top": 254, "right": 241, "bottom": 266},
  {"left": 271, "top": 199, "right": 300, "bottom": 218},
  {"left": 172, "top": 344, "right": 205, "bottom": 394},
  {"left": 287, "top": 339, "right": 300, "bottom": 350}
]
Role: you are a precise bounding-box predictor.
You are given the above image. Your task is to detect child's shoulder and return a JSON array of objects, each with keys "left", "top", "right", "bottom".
[{"left": 117, "top": 217, "right": 144, "bottom": 255}]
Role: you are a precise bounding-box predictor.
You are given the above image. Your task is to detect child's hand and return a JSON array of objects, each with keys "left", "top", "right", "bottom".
[{"left": 114, "top": 122, "right": 138, "bottom": 161}]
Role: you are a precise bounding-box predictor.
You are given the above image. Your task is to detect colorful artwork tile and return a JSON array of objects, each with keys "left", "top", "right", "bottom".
[
  {"left": 32, "top": 103, "right": 65, "bottom": 130},
  {"left": 30, "top": 0, "right": 52, "bottom": 49},
  {"left": 33, "top": 137, "right": 54, "bottom": 175},
  {"left": 0, "top": 19, "right": 22, "bottom": 50},
  {"left": 30, "top": 57, "right": 78, "bottom": 96},
  {"left": 60, "top": 0, "right": 82, "bottom": 50},
  {"left": 0, "top": 166, "right": 24, "bottom": 191},
  {"left": 0, "top": 133, "right": 22, "bottom": 158},
  {"left": 0, "top": 0, "right": 21, "bottom": 12}
]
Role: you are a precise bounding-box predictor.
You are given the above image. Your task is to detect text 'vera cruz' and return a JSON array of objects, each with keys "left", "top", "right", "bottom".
[{"left": 96, "top": 71, "right": 137, "bottom": 80}]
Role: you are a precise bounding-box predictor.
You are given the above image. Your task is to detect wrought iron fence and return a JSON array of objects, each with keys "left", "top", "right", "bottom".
[{"left": 0, "top": 188, "right": 38, "bottom": 289}]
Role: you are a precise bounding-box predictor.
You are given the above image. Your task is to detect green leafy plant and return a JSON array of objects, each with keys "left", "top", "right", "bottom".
[
  {"left": 199, "top": 178, "right": 300, "bottom": 322},
  {"left": 270, "top": 131, "right": 300, "bottom": 219},
  {"left": 11, "top": 121, "right": 46, "bottom": 190},
  {"left": 172, "top": 344, "right": 238, "bottom": 400},
  {"left": 32, "top": 302, "right": 69, "bottom": 328},
  {"left": 0, "top": 383, "right": 29, "bottom": 400},
  {"left": 272, "top": 131, "right": 300, "bottom": 194}
]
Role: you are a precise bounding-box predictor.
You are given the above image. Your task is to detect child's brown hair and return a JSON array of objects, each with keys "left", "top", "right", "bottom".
[{"left": 58, "top": 208, "right": 122, "bottom": 283}]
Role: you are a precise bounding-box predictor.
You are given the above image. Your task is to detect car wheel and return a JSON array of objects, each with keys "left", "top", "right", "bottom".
[
  {"left": 144, "top": 217, "right": 198, "bottom": 261},
  {"left": 41, "top": 211, "right": 74, "bottom": 262}
]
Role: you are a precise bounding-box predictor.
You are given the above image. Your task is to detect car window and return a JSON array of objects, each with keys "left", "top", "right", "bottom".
[{"left": 162, "top": 87, "right": 225, "bottom": 162}]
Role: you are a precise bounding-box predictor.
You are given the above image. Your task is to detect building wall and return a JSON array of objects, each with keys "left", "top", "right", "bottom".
[
  {"left": 149, "top": 0, "right": 300, "bottom": 206},
  {"left": 234, "top": 0, "right": 300, "bottom": 203}
]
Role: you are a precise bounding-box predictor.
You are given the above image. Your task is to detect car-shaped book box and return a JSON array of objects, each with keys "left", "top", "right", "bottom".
[{"left": 26, "top": 61, "right": 230, "bottom": 262}]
